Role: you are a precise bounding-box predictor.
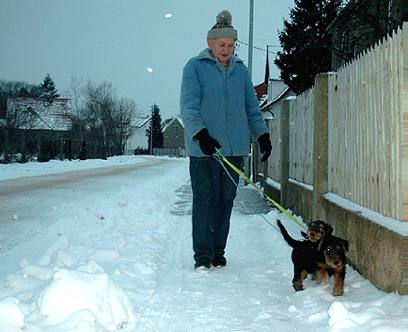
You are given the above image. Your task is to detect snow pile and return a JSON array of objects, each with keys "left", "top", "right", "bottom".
[
  {"left": 328, "top": 299, "right": 407, "bottom": 332},
  {"left": 38, "top": 266, "right": 135, "bottom": 331},
  {"left": 0, "top": 297, "right": 25, "bottom": 331}
]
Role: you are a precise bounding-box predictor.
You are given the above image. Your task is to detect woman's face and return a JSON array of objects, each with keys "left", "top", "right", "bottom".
[{"left": 208, "top": 37, "right": 236, "bottom": 66}]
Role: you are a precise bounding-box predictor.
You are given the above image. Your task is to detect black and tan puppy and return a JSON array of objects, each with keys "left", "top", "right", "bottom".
[
  {"left": 317, "top": 235, "right": 349, "bottom": 296},
  {"left": 300, "top": 220, "right": 333, "bottom": 249},
  {"left": 277, "top": 219, "right": 332, "bottom": 291}
]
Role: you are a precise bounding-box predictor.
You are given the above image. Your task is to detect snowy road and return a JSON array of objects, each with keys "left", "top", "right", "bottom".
[
  {"left": 0, "top": 159, "right": 167, "bottom": 196},
  {"left": 0, "top": 156, "right": 407, "bottom": 332},
  {"left": 0, "top": 157, "right": 171, "bottom": 273}
]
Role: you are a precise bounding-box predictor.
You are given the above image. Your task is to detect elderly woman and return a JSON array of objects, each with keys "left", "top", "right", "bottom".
[{"left": 180, "top": 10, "right": 272, "bottom": 270}]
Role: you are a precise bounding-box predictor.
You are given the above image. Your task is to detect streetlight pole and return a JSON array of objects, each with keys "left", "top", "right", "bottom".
[
  {"left": 247, "top": 0, "right": 255, "bottom": 182},
  {"left": 248, "top": 0, "right": 254, "bottom": 79},
  {"left": 150, "top": 116, "right": 153, "bottom": 155}
]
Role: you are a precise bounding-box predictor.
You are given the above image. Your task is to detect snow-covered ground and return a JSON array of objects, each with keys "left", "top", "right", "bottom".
[{"left": 0, "top": 155, "right": 407, "bottom": 332}]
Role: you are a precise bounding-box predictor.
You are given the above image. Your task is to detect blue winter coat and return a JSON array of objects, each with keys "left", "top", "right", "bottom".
[{"left": 180, "top": 48, "right": 268, "bottom": 157}]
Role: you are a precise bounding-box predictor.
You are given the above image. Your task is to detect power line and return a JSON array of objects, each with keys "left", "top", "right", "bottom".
[{"left": 237, "top": 39, "right": 280, "bottom": 54}]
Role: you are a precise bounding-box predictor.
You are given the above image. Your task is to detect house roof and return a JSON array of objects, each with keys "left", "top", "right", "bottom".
[
  {"left": 260, "top": 86, "right": 293, "bottom": 113},
  {"left": 162, "top": 117, "right": 184, "bottom": 131},
  {"left": 133, "top": 116, "right": 151, "bottom": 127},
  {"left": 7, "top": 97, "right": 72, "bottom": 131}
]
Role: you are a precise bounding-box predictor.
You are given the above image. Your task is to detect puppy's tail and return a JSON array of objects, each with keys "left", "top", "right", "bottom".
[{"left": 277, "top": 219, "right": 299, "bottom": 248}]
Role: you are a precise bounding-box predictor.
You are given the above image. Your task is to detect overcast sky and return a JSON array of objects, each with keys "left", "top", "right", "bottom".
[{"left": 0, "top": 0, "right": 294, "bottom": 118}]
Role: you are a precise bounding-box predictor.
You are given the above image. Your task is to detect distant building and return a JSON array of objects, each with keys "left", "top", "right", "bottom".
[
  {"left": 260, "top": 79, "right": 295, "bottom": 120},
  {"left": 124, "top": 116, "right": 150, "bottom": 154},
  {"left": 6, "top": 97, "right": 72, "bottom": 131},
  {"left": 254, "top": 81, "right": 268, "bottom": 103},
  {"left": 3, "top": 97, "right": 73, "bottom": 162},
  {"left": 162, "top": 117, "right": 184, "bottom": 149}
]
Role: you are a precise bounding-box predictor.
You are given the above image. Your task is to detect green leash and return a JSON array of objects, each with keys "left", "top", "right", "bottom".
[{"left": 213, "top": 149, "right": 306, "bottom": 231}]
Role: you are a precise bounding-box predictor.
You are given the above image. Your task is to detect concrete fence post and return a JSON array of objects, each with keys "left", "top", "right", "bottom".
[
  {"left": 261, "top": 121, "right": 272, "bottom": 185},
  {"left": 312, "top": 73, "right": 330, "bottom": 221},
  {"left": 280, "top": 99, "right": 290, "bottom": 205}
]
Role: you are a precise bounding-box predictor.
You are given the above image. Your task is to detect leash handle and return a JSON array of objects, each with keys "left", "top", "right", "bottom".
[{"left": 214, "top": 149, "right": 306, "bottom": 231}]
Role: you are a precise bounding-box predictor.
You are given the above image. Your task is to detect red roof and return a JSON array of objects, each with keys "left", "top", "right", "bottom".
[{"left": 254, "top": 82, "right": 268, "bottom": 101}]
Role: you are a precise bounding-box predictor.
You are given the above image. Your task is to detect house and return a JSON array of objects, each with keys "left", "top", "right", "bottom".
[
  {"left": 254, "top": 81, "right": 268, "bottom": 103},
  {"left": 260, "top": 79, "right": 295, "bottom": 120},
  {"left": 3, "top": 97, "right": 72, "bottom": 162},
  {"left": 161, "top": 117, "right": 184, "bottom": 149},
  {"left": 252, "top": 79, "right": 294, "bottom": 182},
  {"left": 6, "top": 97, "right": 72, "bottom": 131},
  {"left": 254, "top": 48, "right": 273, "bottom": 104},
  {"left": 124, "top": 116, "right": 150, "bottom": 154}
]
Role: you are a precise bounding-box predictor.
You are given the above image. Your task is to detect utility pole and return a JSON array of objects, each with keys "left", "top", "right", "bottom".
[
  {"left": 248, "top": 0, "right": 254, "bottom": 79},
  {"left": 150, "top": 113, "right": 153, "bottom": 155},
  {"left": 247, "top": 0, "right": 255, "bottom": 182}
]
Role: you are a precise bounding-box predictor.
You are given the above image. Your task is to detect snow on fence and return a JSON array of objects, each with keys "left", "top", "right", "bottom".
[
  {"left": 267, "top": 112, "right": 281, "bottom": 182},
  {"left": 328, "top": 25, "right": 404, "bottom": 220},
  {"left": 289, "top": 88, "right": 314, "bottom": 185}
]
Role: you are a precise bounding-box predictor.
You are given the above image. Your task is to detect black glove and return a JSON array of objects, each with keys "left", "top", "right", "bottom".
[
  {"left": 257, "top": 133, "right": 272, "bottom": 162},
  {"left": 194, "top": 128, "right": 221, "bottom": 155}
]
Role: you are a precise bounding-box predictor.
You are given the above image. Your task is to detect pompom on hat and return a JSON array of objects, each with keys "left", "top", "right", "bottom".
[{"left": 207, "top": 10, "right": 238, "bottom": 40}]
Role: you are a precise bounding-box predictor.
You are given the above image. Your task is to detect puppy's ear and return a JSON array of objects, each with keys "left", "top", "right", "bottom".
[{"left": 326, "top": 224, "right": 334, "bottom": 236}]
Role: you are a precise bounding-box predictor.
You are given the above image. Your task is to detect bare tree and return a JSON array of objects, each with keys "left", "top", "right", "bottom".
[
  {"left": 85, "top": 81, "right": 115, "bottom": 157},
  {"left": 6, "top": 106, "right": 42, "bottom": 130},
  {"left": 113, "top": 98, "right": 138, "bottom": 154},
  {"left": 68, "top": 73, "right": 84, "bottom": 115},
  {"left": 330, "top": 0, "right": 400, "bottom": 69},
  {"left": 80, "top": 81, "right": 138, "bottom": 157},
  {"left": 2, "top": 102, "right": 44, "bottom": 162}
]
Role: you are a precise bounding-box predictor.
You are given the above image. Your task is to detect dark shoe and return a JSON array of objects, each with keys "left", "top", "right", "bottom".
[
  {"left": 212, "top": 255, "right": 227, "bottom": 267},
  {"left": 194, "top": 260, "right": 211, "bottom": 270}
]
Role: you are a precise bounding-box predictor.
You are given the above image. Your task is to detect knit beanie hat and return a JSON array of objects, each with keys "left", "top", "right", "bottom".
[{"left": 207, "top": 10, "right": 238, "bottom": 40}]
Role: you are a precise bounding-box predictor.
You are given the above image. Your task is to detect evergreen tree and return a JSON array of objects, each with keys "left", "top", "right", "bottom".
[
  {"left": 18, "top": 87, "right": 31, "bottom": 98},
  {"left": 275, "top": 0, "right": 342, "bottom": 93},
  {"left": 40, "top": 73, "right": 60, "bottom": 100},
  {"left": 148, "top": 103, "right": 163, "bottom": 153}
]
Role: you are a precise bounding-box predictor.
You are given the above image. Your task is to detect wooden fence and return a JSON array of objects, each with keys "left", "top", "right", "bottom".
[
  {"left": 289, "top": 90, "right": 314, "bottom": 185},
  {"left": 328, "top": 26, "right": 403, "bottom": 220},
  {"left": 263, "top": 24, "right": 408, "bottom": 221},
  {"left": 260, "top": 25, "right": 408, "bottom": 294}
]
